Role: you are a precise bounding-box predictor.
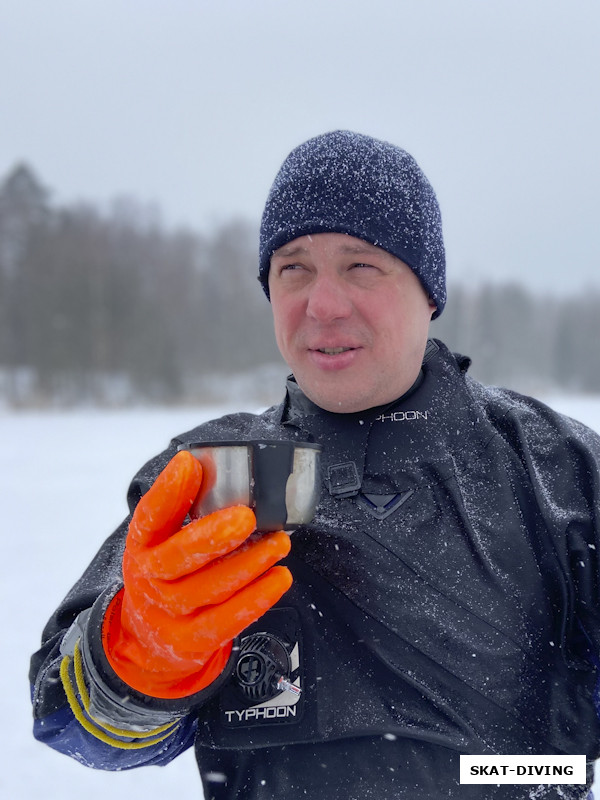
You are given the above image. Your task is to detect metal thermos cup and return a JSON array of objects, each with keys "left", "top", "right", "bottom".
[{"left": 178, "top": 439, "right": 321, "bottom": 531}]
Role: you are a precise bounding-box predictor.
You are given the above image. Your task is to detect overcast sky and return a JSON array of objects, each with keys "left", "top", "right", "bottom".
[{"left": 0, "top": 0, "right": 598, "bottom": 294}]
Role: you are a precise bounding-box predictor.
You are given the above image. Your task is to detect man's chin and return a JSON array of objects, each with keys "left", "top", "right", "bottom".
[{"left": 297, "top": 378, "right": 376, "bottom": 414}]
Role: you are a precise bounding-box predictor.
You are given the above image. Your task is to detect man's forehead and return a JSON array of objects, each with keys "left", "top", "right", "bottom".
[{"left": 272, "top": 234, "right": 384, "bottom": 259}]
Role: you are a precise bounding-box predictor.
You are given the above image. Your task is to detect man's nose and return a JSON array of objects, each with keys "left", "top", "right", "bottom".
[{"left": 305, "top": 274, "right": 353, "bottom": 321}]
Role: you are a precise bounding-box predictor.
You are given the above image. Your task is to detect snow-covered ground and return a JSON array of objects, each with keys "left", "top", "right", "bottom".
[{"left": 2, "top": 395, "right": 600, "bottom": 799}]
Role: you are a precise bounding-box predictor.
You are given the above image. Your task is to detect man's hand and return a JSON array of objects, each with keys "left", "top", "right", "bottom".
[{"left": 102, "top": 450, "right": 292, "bottom": 699}]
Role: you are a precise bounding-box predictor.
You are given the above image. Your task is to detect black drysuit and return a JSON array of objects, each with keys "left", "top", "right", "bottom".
[{"left": 30, "top": 341, "right": 600, "bottom": 798}]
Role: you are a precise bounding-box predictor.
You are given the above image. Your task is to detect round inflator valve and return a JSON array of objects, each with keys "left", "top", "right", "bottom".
[{"left": 235, "top": 633, "right": 291, "bottom": 703}]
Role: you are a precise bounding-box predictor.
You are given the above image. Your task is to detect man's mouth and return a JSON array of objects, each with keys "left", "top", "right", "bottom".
[{"left": 316, "top": 347, "right": 354, "bottom": 355}]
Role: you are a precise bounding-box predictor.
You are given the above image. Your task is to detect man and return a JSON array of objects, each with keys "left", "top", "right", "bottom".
[{"left": 30, "top": 131, "right": 600, "bottom": 798}]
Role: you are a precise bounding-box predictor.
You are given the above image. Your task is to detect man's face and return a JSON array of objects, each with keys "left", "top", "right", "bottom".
[{"left": 268, "top": 233, "right": 436, "bottom": 413}]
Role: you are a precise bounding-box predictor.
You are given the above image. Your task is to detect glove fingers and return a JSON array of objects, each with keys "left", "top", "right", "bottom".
[
  {"left": 133, "top": 505, "right": 257, "bottom": 580},
  {"left": 176, "top": 531, "right": 291, "bottom": 609},
  {"left": 130, "top": 531, "right": 291, "bottom": 614},
  {"left": 179, "top": 565, "right": 294, "bottom": 652},
  {"left": 130, "top": 565, "right": 293, "bottom": 655},
  {"left": 128, "top": 451, "right": 203, "bottom": 547}
]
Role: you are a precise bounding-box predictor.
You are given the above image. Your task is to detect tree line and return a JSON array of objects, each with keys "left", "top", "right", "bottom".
[{"left": 1, "top": 162, "right": 598, "bottom": 408}]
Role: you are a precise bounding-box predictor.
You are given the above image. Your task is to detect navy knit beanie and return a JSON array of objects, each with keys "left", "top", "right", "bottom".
[{"left": 259, "top": 130, "right": 446, "bottom": 318}]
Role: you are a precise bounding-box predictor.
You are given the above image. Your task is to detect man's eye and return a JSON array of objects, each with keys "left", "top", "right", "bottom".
[{"left": 280, "top": 263, "right": 304, "bottom": 272}]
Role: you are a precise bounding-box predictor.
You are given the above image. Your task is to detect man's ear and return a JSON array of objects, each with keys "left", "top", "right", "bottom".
[{"left": 428, "top": 297, "right": 437, "bottom": 317}]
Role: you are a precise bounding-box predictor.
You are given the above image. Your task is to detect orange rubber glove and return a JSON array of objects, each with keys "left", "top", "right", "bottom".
[{"left": 102, "top": 450, "right": 293, "bottom": 699}]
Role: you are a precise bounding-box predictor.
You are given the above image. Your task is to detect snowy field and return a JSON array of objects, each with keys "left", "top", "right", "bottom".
[{"left": 3, "top": 395, "right": 600, "bottom": 799}]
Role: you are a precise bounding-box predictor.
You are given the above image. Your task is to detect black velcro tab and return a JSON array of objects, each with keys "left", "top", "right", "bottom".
[{"left": 326, "top": 462, "right": 361, "bottom": 498}]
